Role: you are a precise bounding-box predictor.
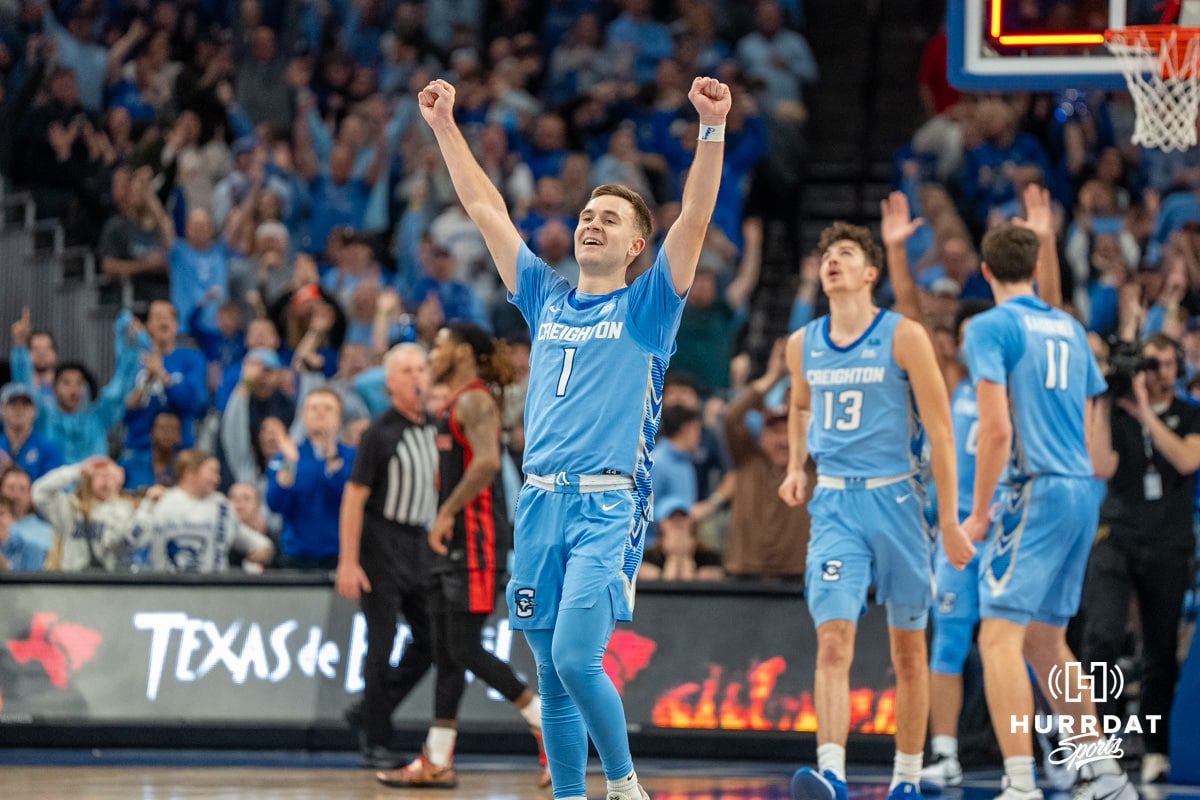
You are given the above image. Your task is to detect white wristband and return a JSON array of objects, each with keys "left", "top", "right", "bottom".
[{"left": 697, "top": 123, "right": 725, "bottom": 143}]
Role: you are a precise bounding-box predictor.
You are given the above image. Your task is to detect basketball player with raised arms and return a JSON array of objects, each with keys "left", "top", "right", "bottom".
[
  {"left": 779, "top": 222, "right": 975, "bottom": 800},
  {"left": 419, "top": 76, "right": 730, "bottom": 800},
  {"left": 962, "top": 225, "right": 1135, "bottom": 800}
]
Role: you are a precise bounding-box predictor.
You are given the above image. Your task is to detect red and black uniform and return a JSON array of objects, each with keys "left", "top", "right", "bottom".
[
  {"left": 432, "top": 379, "right": 512, "bottom": 613},
  {"left": 429, "top": 380, "right": 525, "bottom": 719}
]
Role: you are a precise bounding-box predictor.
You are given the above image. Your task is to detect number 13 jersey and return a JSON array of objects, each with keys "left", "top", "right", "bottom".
[{"left": 802, "top": 309, "right": 924, "bottom": 479}]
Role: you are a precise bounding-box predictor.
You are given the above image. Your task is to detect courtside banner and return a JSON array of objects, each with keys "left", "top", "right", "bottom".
[{"left": 0, "top": 580, "right": 895, "bottom": 733}]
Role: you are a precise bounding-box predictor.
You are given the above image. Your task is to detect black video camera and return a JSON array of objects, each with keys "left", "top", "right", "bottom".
[{"left": 1106, "top": 342, "right": 1160, "bottom": 400}]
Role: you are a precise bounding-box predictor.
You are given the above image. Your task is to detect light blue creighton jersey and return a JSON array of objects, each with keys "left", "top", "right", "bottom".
[
  {"left": 802, "top": 310, "right": 923, "bottom": 479},
  {"left": 509, "top": 242, "right": 685, "bottom": 484},
  {"left": 963, "top": 296, "right": 1106, "bottom": 481},
  {"left": 951, "top": 379, "right": 979, "bottom": 520}
]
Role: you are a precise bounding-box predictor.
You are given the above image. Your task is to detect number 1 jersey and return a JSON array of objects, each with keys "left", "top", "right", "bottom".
[
  {"left": 508, "top": 243, "right": 686, "bottom": 482},
  {"left": 802, "top": 309, "right": 924, "bottom": 479}
]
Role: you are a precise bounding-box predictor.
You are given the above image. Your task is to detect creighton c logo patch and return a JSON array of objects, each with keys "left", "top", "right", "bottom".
[
  {"left": 514, "top": 587, "right": 537, "bottom": 618},
  {"left": 821, "top": 560, "right": 843, "bottom": 582}
]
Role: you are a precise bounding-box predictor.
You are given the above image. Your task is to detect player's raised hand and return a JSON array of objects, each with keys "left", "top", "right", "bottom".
[
  {"left": 688, "top": 76, "right": 731, "bottom": 125},
  {"left": 941, "top": 522, "right": 976, "bottom": 570},
  {"left": 778, "top": 468, "right": 808, "bottom": 507},
  {"left": 1013, "top": 183, "right": 1055, "bottom": 241},
  {"left": 880, "top": 191, "right": 925, "bottom": 249},
  {"left": 418, "top": 79, "right": 457, "bottom": 129}
]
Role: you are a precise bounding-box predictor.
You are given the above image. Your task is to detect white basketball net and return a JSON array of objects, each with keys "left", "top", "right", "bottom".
[{"left": 1106, "top": 28, "right": 1200, "bottom": 152}]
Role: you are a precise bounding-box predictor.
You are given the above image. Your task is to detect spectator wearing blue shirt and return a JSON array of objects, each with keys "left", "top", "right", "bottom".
[
  {"left": 605, "top": 0, "right": 674, "bottom": 84},
  {"left": 14, "top": 314, "right": 144, "bottom": 465},
  {"left": 650, "top": 405, "right": 702, "bottom": 547},
  {"left": 219, "top": 349, "right": 296, "bottom": 488},
  {"left": 962, "top": 99, "right": 1051, "bottom": 224},
  {"left": 215, "top": 317, "right": 282, "bottom": 412},
  {"left": 321, "top": 231, "right": 384, "bottom": 312},
  {"left": 294, "top": 91, "right": 390, "bottom": 252},
  {"left": 189, "top": 301, "right": 248, "bottom": 395},
  {"left": 122, "top": 301, "right": 208, "bottom": 458},
  {"left": 8, "top": 309, "right": 59, "bottom": 406},
  {"left": 0, "top": 496, "right": 45, "bottom": 571},
  {"left": 121, "top": 412, "right": 182, "bottom": 492},
  {"left": 918, "top": 232, "right": 993, "bottom": 301},
  {"left": 267, "top": 387, "right": 354, "bottom": 570},
  {"left": 736, "top": 1, "right": 819, "bottom": 118},
  {"left": 170, "top": 209, "right": 232, "bottom": 337},
  {"left": 522, "top": 114, "right": 570, "bottom": 181},
  {"left": 0, "top": 467, "right": 54, "bottom": 554},
  {"left": 407, "top": 244, "right": 489, "bottom": 328},
  {"left": 0, "top": 383, "right": 64, "bottom": 482}
]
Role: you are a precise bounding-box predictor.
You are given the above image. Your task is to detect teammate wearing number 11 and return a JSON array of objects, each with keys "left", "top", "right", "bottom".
[
  {"left": 962, "top": 227, "right": 1134, "bottom": 800},
  {"left": 779, "top": 222, "right": 974, "bottom": 800},
  {"left": 419, "top": 76, "right": 731, "bottom": 800}
]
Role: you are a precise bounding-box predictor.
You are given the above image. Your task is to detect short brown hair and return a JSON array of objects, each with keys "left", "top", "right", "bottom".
[
  {"left": 817, "top": 222, "right": 882, "bottom": 270},
  {"left": 981, "top": 224, "right": 1039, "bottom": 284},
  {"left": 174, "top": 449, "right": 214, "bottom": 480},
  {"left": 305, "top": 386, "right": 344, "bottom": 411},
  {"left": 589, "top": 184, "right": 653, "bottom": 240}
]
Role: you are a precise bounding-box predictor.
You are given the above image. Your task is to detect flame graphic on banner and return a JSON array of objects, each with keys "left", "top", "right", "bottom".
[
  {"left": 6, "top": 611, "right": 102, "bottom": 688},
  {"left": 603, "top": 630, "right": 657, "bottom": 694},
  {"left": 651, "top": 658, "right": 897, "bottom": 733}
]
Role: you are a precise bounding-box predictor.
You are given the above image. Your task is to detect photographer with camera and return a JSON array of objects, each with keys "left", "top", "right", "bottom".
[{"left": 1085, "top": 332, "right": 1200, "bottom": 783}]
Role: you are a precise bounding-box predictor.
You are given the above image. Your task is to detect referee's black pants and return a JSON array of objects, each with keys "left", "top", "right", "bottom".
[
  {"left": 1080, "top": 530, "right": 1194, "bottom": 756},
  {"left": 359, "top": 528, "right": 435, "bottom": 748}
]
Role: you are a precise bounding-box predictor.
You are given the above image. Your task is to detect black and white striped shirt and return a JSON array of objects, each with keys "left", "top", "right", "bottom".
[{"left": 351, "top": 408, "right": 438, "bottom": 529}]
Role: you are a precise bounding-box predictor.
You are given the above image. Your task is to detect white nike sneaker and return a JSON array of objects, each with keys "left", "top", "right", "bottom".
[
  {"left": 1072, "top": 768, "right": 1138, "bottom": 800},
  {"left": 995, "top": 777, "right": 1044, "bottom": 800},
  {"left": 1042, "top": 754, "right": 1076, "bottom": 792},
  {"left": 1036, "top": 729, "right": 1074, "bottom": 792},
  {"left": 607, "top": 783, "right": 650, "bottom": 800},
  {"left": 920, "top": 754, "right": 964, "bottom": 792}
]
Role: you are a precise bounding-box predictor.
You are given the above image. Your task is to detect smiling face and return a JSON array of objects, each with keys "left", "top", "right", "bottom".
[{"left": 575, "top": 194, "right": 645, "bottom": 274}]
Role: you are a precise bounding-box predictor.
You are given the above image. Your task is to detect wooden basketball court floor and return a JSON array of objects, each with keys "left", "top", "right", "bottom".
[{"left": 3, "top": 752, "right": 1200, "bottom": 800}]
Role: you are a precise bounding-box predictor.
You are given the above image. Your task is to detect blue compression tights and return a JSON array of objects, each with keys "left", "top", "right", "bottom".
[{"left": 523, "top": 602, "right": 634, "bottom": 798}]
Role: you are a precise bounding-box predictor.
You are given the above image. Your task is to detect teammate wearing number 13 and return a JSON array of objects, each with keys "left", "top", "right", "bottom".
[
  {"left": 419, "top": 76, "right": 731, "bottom": 800},
  {"left": 779, "top": 222, "right": 975, "bottom": 800}
]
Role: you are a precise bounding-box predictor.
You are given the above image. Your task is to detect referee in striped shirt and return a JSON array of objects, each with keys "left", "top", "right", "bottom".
[{"left": 337, "top": 343, "right": 439, "bottom": 767}]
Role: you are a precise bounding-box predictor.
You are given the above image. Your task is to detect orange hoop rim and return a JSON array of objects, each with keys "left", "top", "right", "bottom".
[
  {"left": 1104, "top": 25, "right": 1200, "bottom": 48},
  {"left": 1105, "top": 26, "right": 1200, "bottom": 79}
]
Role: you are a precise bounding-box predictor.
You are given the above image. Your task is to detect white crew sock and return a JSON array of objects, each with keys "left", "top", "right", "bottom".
[
  {"left": 520, "top": 694, "right": 543, "bottom": 728},
  {"left": 1004, "top": 755, "right": 1037, "bottom": 793},
  {"left": 425, "top": 726, "right": 456, "bottom": 768},
  {"left": 931, "top": 735, "right": 958, "bottom": 759},
  {"left": 817, "top": 743, "right": 847, "bottom": 782},
  {"left": 607, "top": 769, "right": 639, "bottom": 798},
  {"left": 891, "top": 751, "right": 923, "bottom": 790}
]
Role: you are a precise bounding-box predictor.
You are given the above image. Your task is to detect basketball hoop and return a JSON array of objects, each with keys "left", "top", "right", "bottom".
[{"left": 1105, "top": 26, "right": 1200, "bottom": 152}]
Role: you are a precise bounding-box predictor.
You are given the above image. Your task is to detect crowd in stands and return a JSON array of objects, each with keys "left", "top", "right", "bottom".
[
  {"left": 0, "top": 0, "right": 817, "bottom": 575},
  {"left": 0, "top": 0, "right": 1196, "bottom": 757}
]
